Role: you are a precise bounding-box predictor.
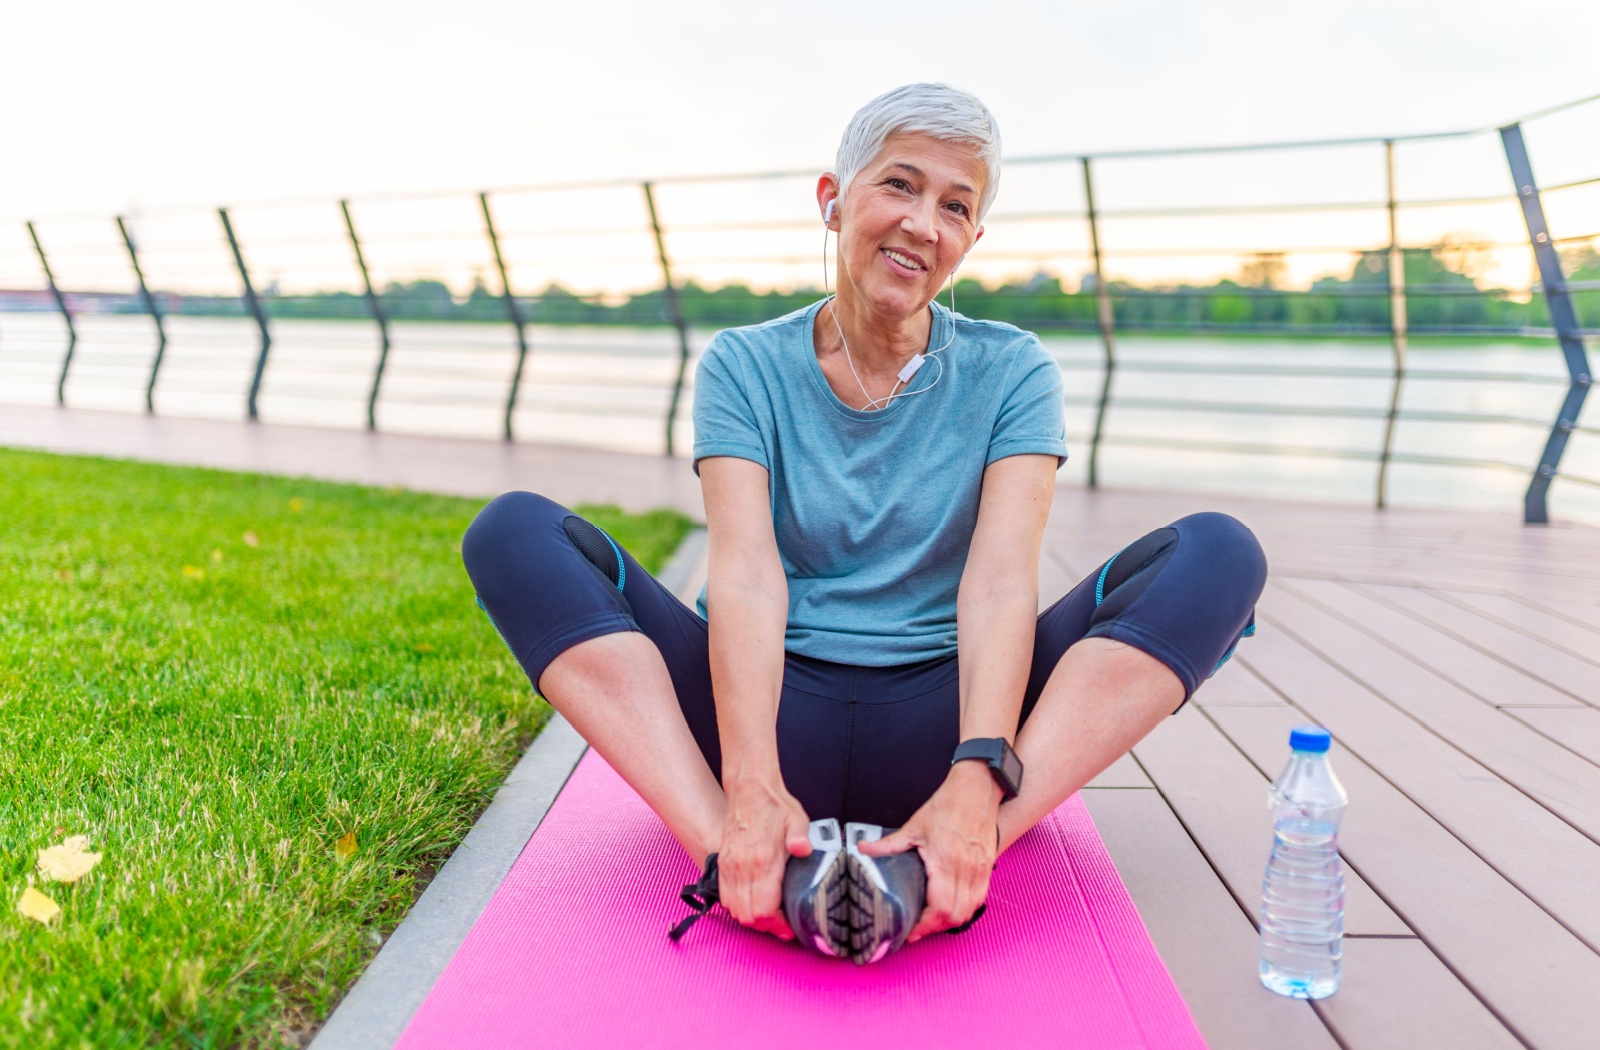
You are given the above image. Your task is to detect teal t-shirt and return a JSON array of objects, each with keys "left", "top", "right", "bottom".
[{"left": 692, "top": 299, "right": 1068, "bottom": 666}]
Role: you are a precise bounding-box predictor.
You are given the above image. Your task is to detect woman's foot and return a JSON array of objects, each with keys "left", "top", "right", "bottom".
[
  {"left": 842, "top": 823, "right": 927, "bottom": 964},
  {"left": 785, "top": 820, "right": 929, "bottom": 964},
  {"left": 783, "top": 818, "right": 850, "bottom": 957},
  {"left": 673, "top": 818, "right": 930, "bottom": 965}
]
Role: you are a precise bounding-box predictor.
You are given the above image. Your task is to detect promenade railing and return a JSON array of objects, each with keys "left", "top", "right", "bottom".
[{"left": 1, "top": 94, "right": 1595, "bottom": 524}]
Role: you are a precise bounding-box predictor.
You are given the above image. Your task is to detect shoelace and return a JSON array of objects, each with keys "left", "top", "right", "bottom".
[{"left": 667, "top": 853, "right": 720, "bottom": 941}]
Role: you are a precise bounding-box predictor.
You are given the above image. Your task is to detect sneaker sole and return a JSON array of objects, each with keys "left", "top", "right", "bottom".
[
  {"left": 842, "top": 824, "right": 924, "bottom": 966},
  {"left": 786, "top": 821, "right": 850, "bottom": 958},
  {"left": 845, "top": 851, "right": 902, "bottom": 965}
]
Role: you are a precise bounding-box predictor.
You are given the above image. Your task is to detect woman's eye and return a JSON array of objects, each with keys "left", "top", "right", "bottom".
[
  {"left": 946, "top": 202, "right": 971, "bottom": 217},
  {"left": 887, "top": 177, "right": 912, "bottom": 191}
]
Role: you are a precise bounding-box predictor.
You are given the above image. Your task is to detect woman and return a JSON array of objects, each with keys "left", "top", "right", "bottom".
[{"left": 462, "top": 83, "right": 1266, "bottom": 965}]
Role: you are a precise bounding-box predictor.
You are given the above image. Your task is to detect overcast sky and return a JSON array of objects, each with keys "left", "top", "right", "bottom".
[{"left": 5, "top": 0, "right": 1598, "bottom": 217}]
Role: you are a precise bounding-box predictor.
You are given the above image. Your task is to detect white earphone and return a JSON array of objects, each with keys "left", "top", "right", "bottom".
[{"left": 820, "top": 201, "right": 957, "bottom": 410}]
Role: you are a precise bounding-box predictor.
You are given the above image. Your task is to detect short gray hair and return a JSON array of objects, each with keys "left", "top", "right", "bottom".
[{"left": 834, "top": 83, "right": 1002, "bottom": 223}]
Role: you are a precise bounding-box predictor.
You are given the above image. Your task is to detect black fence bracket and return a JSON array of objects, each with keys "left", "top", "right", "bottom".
[
  {"left": 1501, "top": 123, "right": 1592, "bottom": 524},
  {"left": 27, "top": 221, "right": 76, "bottom": 405},
  {"left": 341, "top": 200, "right": 391, "bottom": 431},
  {"left": 117, "top": 216, "right": 168, "bottom": 414},
  {"left": 480, "top": 192, "right": 529, "bottom": 443},
  {"left": 644, "top": 182, "right": 694, "bottom": 458},
  {"left": 1376, "top": 140, "right": 1410, "bottom": 508},
  {"left": 219, "top": 207, "right": 272, "bottom": 421},
  {"left": 1081, "top": 159, "right": 1117, "bottom": 488}
]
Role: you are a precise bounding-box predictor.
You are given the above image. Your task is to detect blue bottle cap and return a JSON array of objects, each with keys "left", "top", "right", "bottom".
[{"left": 1289, "top": 725, "right": 1331, "bottom": 753}]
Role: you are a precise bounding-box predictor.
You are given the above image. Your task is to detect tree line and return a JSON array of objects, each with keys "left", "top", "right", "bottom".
[{"left": 146, "top": 242, "right": 1600, "bottom": 336}]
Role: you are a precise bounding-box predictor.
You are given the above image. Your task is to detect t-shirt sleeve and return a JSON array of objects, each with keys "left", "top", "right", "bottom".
[
  {"left": 692, "top": 335, "right": 770, "bottom": 476},
  {"left": 987, "top": 336, "right": 1070, "bottom": 468}
]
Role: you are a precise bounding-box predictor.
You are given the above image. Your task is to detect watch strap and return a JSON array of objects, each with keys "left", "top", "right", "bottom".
[{"left": 951, "top": 737, "right": 1022, "bottom": 799}]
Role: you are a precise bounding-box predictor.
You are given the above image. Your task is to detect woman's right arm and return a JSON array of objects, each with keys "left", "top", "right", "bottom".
[{"left": 699, "top": 455, "right": 813, "bottom": 940}]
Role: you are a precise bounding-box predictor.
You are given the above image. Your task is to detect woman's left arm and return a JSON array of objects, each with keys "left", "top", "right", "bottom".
[{"left": 857, "top": 453, "right": 1057, "bottom": 941}]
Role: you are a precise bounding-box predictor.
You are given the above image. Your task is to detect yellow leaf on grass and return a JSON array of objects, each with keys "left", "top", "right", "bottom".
[
  {"left": 335, "top": 831, "right": 358, "bottom": 860},
  {"left": 38, "top": 835, "right": 102, "bottom": 883},
  {"left": 289, "top": 498, "right": 304, "bottom": 513},
  {"left": 242, "top": 531, "right": 260, "bottom": 548},
  {"left": 18, "top": 887, "right": 61, "bottom": 924},
  {"left": 210, "top": 548, "right": 224, "bottom": 563},
  {"left": 182, "top": 565, "right": 205, "bottom": 579}
]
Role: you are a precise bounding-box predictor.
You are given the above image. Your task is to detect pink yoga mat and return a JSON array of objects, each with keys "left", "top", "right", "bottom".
[{"left": 397, "top": 751, "right": 1207, "bottom": 1049}]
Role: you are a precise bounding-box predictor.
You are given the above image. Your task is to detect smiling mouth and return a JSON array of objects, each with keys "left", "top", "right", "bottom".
[{"left": 881, "top": 248, "right": 926, "bottom": 272}]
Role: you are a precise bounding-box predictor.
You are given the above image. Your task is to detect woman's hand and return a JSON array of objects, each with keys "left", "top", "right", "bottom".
[
  {"left": 856, "top": 760, "right": 1002, "bottom": 942},
  {"left": 717, "top": 775, "right": 813, "bottom": 940}
]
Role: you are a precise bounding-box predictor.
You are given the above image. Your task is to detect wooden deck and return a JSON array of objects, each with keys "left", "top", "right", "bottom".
[
  {"left": 11, "top": 405, "right": 1600, "bottom": 1048},
  {"left": 1035, "top": 488, "right": 1600, "bottom": 1050}
]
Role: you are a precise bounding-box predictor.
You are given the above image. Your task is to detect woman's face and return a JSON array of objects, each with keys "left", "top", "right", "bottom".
[{"left": 823, "top": 132, "right": 987, "bottom": 321}]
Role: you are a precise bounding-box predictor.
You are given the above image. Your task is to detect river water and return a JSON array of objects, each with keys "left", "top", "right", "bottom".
[{"left": 1, "top": 311, "right": 1594, "bottom": 524}]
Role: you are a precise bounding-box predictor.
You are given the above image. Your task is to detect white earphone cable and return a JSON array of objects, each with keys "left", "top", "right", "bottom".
[{"left": 821, "top": 214, "right": 955, "bottom": 410}]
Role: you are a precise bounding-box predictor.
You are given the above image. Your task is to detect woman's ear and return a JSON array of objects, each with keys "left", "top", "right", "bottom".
[{"left": 816, "top": 172, "right": 841, "bottom": 228}]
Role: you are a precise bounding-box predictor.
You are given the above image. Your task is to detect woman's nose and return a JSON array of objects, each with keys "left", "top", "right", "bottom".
[{"left": 898, "top": 201, "right": 938, "bottom": 242}]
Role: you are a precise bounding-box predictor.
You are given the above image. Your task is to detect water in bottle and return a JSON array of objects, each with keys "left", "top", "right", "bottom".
[{"left": 1259, "top": 724, "right": 1348, "bottom": 999}]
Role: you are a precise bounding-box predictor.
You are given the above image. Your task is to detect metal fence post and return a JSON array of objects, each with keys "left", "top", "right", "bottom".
[
  {"left": 219, "top": 208, "right": 272, "bottom": 421},
  {"left": 1081, "top": 159, "right": 1117, "bottom": 488},
  {"left": 1376, "top": 140, "right": 1409, "bottom": 509},
  {"left": 1501, "top": 123, "right": 1593, "bottom": 525},
  {"left": 479, "top": 192, "right": 530, "bottom": 443},
  {"left": 340, "top": 200, "right": 391, "bottom": 431},
  {"left": 117, "top": 216, "right": 168, "bottom": 414},
  {"left": 27, "top": 221, "right": 76, "bottom": 406},
  {"left": 643, "top": 181, "right": 694, "bottom": 458}
]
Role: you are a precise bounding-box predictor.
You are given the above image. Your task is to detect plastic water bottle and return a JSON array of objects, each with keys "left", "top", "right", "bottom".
[{"left": 1258, "top": 725, "right": 1348, "bottom": 999}]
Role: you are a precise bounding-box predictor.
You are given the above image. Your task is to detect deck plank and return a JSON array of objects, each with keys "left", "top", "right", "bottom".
[
  {"left": 1282, "top": 578, "right": 1583, "bottom": 707},
  {"left": 1131, "top": 706, "right": 1410, "bottom": 936},
  {"left": 1264, "top": 581, "right": 1600, "bottom": 837},
  {"left": 1210, "top": 705, "right": 1600, "bottom": 1050},
  {"left": 1505, "top": 707, "right": 1600, "bottom": 767},
  {"left": 1360, "top": 583, "right": 1600, "bottom": 705},
  {"left": 1298, "top": 564, "right": 1600, "bottom": 602},
  {"left": 1237, "top": 627, "right": 1600, "bottom": 950},
  {"left": 1521, "top": 594, "right": 1600, "bottom": 630},
  {"left": 1440, "top": 590, "right": 1600, "bottom": 666},
  {"left": 1080, "top": 788, "right": 1340, "bottom": 1050},
  {"left": 1084, "top": 751, "right": 1154, "bottom": 788},
  {"left": 1200, "top": 661, "right": 1289, "bottom": 706},
  {"left": 1312, "top": 939, "right": 1524, "bottom": 1050}
]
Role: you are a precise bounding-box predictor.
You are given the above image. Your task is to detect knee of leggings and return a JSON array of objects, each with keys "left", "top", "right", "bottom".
[
  {"left": 463, "top": 490, "right": 636, "bottom": 625},
  {"left": 1171, "top": 512, "right": 1269, "bottom": 596},
  {"left": 461, "top": 490, "right": 565, "bottom": 580}
]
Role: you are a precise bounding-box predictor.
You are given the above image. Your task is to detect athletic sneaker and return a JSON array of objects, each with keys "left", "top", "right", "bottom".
[
  {"left": 669, "top": 819, "right": 849, "bottom": 951},
  {"left": 783, "top": 818, "right": 849, "bottom": 958},
  {"left": 671, "top": 819, "right": 971, "bottom": 962},
  {"left": 843, "top": 822, "right": 927, "bottom": 965}
]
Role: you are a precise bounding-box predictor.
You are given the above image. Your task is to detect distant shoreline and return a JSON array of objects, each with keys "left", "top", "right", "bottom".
[{"left": 0, "top": 307, "right": 1564, "bottom": 348}]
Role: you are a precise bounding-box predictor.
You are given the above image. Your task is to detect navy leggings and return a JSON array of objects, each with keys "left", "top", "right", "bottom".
[{"left": 463, "top": 492, "right": 1266, "bottom": 828}]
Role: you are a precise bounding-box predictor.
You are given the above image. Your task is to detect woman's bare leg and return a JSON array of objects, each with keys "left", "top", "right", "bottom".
[
  {"left": 539, "top": 631, "right": 726, "bottom": 862},
  {"left": 996, "top": 637, "right": 1183, "bottom": 852}
]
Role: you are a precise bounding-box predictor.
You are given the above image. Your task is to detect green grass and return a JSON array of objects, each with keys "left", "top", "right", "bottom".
[{"left": 0, "top": 449, "right": 691, "bottom": 1047}]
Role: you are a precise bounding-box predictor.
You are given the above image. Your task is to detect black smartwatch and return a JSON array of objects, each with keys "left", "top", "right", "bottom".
[{"left": 951, "top": 738, "right": 1023, "bottom": 800}]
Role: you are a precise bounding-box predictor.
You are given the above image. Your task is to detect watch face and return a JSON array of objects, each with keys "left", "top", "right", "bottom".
[{"left": 999, "top": 742, "right": 1024, "bottom": 794}]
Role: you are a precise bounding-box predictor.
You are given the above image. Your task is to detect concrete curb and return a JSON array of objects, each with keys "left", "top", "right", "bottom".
[
  {"left": 307, "top": 715, "right": 588, "bottom": 1050},
  {"left": 308, "top": 525, "right": 707, "bottom": 1050}
]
